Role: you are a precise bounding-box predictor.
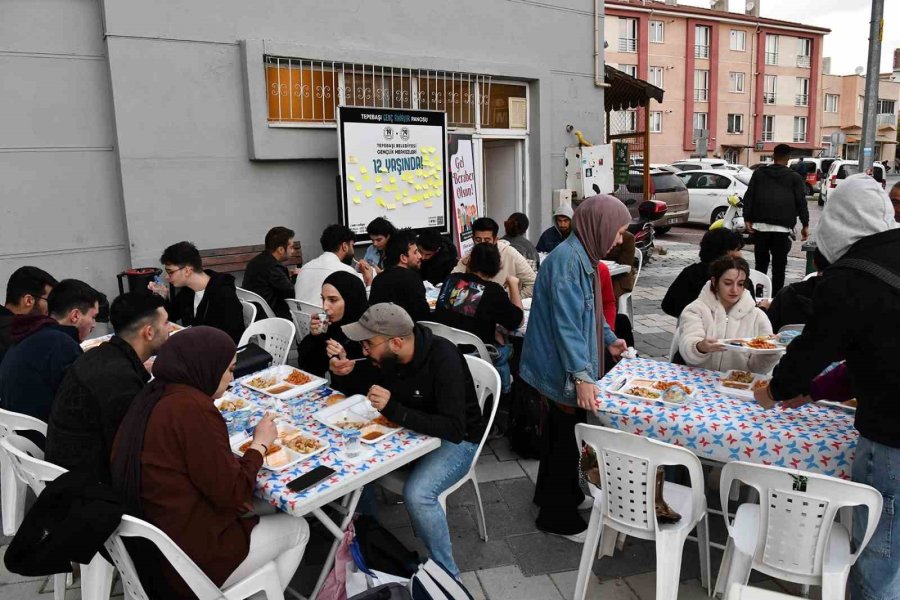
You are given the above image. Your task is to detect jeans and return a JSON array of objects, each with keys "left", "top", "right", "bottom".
[
  {"left": 362, "top": 439, "right": 478, "bottom": 577},
  {"left": 849, "top": 437, "right": 900, "bottom": 600},
  {"left": 493, "top": 343, "right": 513, "bottom": 394},
  {"left": 752, "top": 231, "right": 792, "bottom": 295}
]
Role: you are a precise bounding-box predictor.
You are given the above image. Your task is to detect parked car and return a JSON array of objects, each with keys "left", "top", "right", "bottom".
[
  {"left": 819, "top": 160, "right": 887, "bottom": 205},
  {"left": 667, "top": 158, "right": 729, "bottom": 172},
  {"left": 674, "top": 169, "right": 749, "bottom": 225},
  {"left": 612, "top": 169, "right": 689, "bottom": 234},
  {"left": 787, "top": 157, "right": 839, "bottom": 196}
]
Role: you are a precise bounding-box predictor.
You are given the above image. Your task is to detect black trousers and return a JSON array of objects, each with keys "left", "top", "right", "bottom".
[
  {"left": 752, "top": 231, "right": 792, "bottom": 295},
  {"left": 533, "top": 398, "right": 588, "bottom": 535}
]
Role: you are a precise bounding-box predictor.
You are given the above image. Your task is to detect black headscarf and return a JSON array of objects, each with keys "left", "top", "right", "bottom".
[
  {"left": 111, "top": 326, "right": 236, "bottom": 515},
  {"left": 323, "top": 271, "right": 368, "bottom": 326}
]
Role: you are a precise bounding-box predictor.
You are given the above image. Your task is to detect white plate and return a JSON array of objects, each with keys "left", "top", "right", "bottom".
[
  {"left": 239, "top": 365, "right": 327, "bottom": 399},
  {"left": 605, "top": 375, "right": 698, "bottom": 408},
  {"left": 80, "top": 334, "right": 112, "bottom": 351},
  {"left": 719, "top": 337, "right": 786, "bottom": 354},
  {"left": 717, "top": 370, "right": 770, "bottom": 400},
  {"left": 313, "top": 395, "right": 403, "bottom": 443},
  {"left": 817, "top": 400, "right": 856, "bottom": 412},
  {"left": 214, "top": 392, "right": 252, "bottom": 413},
  {"left": 231, "top": 429, "right": 329, "bottom": 471}
]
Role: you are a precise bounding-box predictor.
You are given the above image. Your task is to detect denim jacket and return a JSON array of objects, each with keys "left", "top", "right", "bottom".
[{"left": 519, "top": 235, "right": 616, "bottom": 406}]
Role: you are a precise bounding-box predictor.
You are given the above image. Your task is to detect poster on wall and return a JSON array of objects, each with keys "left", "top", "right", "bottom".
[
  {"left": 338, "top": 106, "right": 449, "bottom": 239},
  {"left": 448, "top": 134, "right": 481, "bottom": 256}
]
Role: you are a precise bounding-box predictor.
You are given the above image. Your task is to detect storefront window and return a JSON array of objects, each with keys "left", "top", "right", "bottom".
[
  {"left": 416, "top": 76, "right": 476, "bottom": 128},
  {"left": 481, "top": 83, "right": 527, "bottom": 129},
  {"left": 266, "top": 60, "right": 338, "bottom": 123}
]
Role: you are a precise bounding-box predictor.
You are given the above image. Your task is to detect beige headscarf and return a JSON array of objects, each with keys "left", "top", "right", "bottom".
[{"left": 573, "top": 195, "right": 632, "bottom": 375}]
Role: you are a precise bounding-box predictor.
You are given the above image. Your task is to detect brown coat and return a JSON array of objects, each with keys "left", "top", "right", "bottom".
[
  {"left": 135, "top": 383, "right": 263, "bottom": 595},
  {"left": 607, "top": 230, "right": 636, "bottom": 301}
]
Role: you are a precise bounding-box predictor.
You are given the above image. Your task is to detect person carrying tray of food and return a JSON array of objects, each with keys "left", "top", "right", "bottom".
[{"left": 678, "top": 256, "right": 780, "bottom": 374}]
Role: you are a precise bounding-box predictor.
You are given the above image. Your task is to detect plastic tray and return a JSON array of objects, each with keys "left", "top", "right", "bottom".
[
  {"left": 314, "top": 395, "right": 403, "bottom": 444},
  {"left": 606, "top": 375, "right": 698, "bottom": 408},
  {"left": 239, "top": 365, "right": 327, "bottom": 399}
]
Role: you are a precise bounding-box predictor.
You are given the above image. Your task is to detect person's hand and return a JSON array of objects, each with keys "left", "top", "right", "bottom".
[
  {"left": 608, "top": 339, "right": 628, "bottom": 360},
  {"left": 576, "top": 381, "right": 600, "bottom": 415},
  {"left": 745, "top": 221, "right": 754, "bottom": 234},
  {"left": 696, "top": 337, "right": 727, "bottom": 354},
  {"left": 505, "top": 275, "right": 520, "bottom": 291},
  {"left": 309, "top": 314, "right": 327, "bottom": 335},
  {"left": 288, "top": 266, "right": 300, "bottom": 278},
  {"left": 779, "top": 395, "right": 813, "bottom": 410},
  {"left": 330, "top": 356, "right": 356, "bottom": 376},
  {"left": 357, "top": 261, "right": 374, "bottom": 285},
  {"left": 367, "top": 385, "right": 391, "bottom": 411},
  {"left": 147, "top": 281, "right": 169, "bottom": 299},
  {"left": 800, "top": 226, "right": 809, "bottom": 241},
  {"left": 756, "top": 298, "right": 771, "bottom": 310},
  {"left": 325, "top": 339, "right": 347, "bottom": 360},
  {"left": 251, "top": 413, "right": 277, "bottom": 448},
  {"left": 753, "top": 385, "right": 777, "bottom": 409}
]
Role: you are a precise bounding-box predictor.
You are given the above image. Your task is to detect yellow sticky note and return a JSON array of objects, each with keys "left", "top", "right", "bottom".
[
  {"left": 424, "top": 201, "right": 433, "bottom": 208},
  {"left": 355, "top": 183, "right": 362, "bottom": 192},
  {"left": 375, "top": 175, "right": 383, "bottom": 183},
  {"left": 348, "top": 155, "right": 358, "bottom": 164},
  {"left": 348, "top": 174, "right": 356, "bottom": 182},
  {"left": 387, "top": 203, "right": 396, "bottom": 210},
  {"left": 402, "top": 190, "right": 410, "bottom": 196},
  {"left": 420, "top": 147, "right": 429, "bottom": 154},
  {"left": 424, "top": 191, "right": 433, "bottom": 199},
  {"left": 353, "top": 197, "right": 361, "bottom": 205},
  {"left": 402, "top": 199, "right": 411, "bottom": 205},
  {"left": 437, "top": 177, "right": 444, "bottom": 184},
  {"left": 375, "top": 183, "right": 383, "bottom": 190},
  {"left": 435, "top": 190, "right": 443, "bottom": 197},
  {"left": 395, "top": 193, "right": 402, "bottom": 201},
  {"left": 363, "top": 174, "right": 370, "bottom": 182},
  {"left": 365, "top": 190, "right": 373, "bottom": 198},
  {"left": 389, "top": 176, "right": 396, "bottom": 184},
  {"left": 359, "top": 166, "right": 368, "bottom": 174},
  {"left": 379, "top": 167, "right": 388, "bottom": 173},
  {"left": 414, "top": 184, "right": 423, "bottom": 191},
  {"left": 413, "top": 195, "right": 423, "bottom": 202},
  {"left": 416, "top": 169, "right": 424, "bottom": 177},
  {"left": 376, "top": 197, "right": 386, "bottom": 207},
  {"left": 428, "top": 147, "right": 436, "bottom": 153}
]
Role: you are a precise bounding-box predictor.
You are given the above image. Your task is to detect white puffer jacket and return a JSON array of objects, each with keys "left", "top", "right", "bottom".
[{"left": 678, "top": 286, "right": 778, "bottom": 374}]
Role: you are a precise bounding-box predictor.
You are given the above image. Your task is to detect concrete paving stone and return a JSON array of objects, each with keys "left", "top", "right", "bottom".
[
  {"left": 0, "top": 580, "right": 45, "bottom": 600},
  {"left": 488, "top": 437, "right": 520, "bottom": 462},
  {"left": 475, "top": 493, "right": 539, "bottom": 538},
  {"left": 517, "top": 458, "right": 539, "bottom": 484},
  {"left": 452, "top": 533, "right": 519, "bottom": 573},
  {"left": 446, "top": 479, "right": 504, "bottom": 508},
  {"left": 475, "top": 565, "right": 564, "bottom": 600},
  {"left": 460, "top": 571, "right": 487, "bottom": 600},
  {"left": 506, "top": 531, "right": 585, "bottom": 576},
  {"left": 551, "top": 570, "right": 642, "bottom": 600},
  {"left": 375, "top": 500, "right": 412, "bottom": 529},
  {"left": 475, "top": 454, "right": 526, "bottom": 483},
  {"left": 494, "top": 477, "right": 538, "bottom": 513},
  {"left": 624, "top": 573, "right": 712, "bottom": 600},
  {"left": 0, "top": 546, "right": 44, "bottom": 586}
]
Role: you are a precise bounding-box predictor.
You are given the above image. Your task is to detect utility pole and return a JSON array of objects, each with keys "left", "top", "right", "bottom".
[{"left": 859, "top": 0, "right": 885, "bottom": 173}]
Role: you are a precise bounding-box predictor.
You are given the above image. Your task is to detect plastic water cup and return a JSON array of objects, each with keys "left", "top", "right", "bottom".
[
  {"left": 224, "top": 415, "right": 236, "bottom": 437},
  {"left": 231, "top": 411, "right": 251, "bottom": 434},
  {"left": 342, "top": 429, "right": 362, "bottom": 459}
]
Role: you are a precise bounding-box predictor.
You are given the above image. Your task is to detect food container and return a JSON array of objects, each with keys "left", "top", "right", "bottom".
[
  {"left": 239, "top": 365, "right": 328, "bottom": 399},
  {"left": 231, "top": 430, "right": 328, "bottom": 471},
  {"left": 717, "top": 370, "right": 770, "bottom": 400},
  {"left": 605, "top": 376, "right": 697, "bottom": 408},
  {"left": 314, "top": 395, "right": 404, "bottom": 442}
]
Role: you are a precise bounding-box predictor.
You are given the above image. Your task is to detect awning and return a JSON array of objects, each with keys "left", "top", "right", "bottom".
[{"left": 604, "top": 65, "right": 664, "bottom": 111}]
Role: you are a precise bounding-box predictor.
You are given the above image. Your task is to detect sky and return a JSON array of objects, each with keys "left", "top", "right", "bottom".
[{"left": 677, "top": 0, "right": 900, "bottom": 76}]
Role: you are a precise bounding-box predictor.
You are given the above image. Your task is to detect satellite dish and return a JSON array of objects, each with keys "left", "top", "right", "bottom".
[{"left": 855, "top": 66, "right": 865, "bottom": 75}]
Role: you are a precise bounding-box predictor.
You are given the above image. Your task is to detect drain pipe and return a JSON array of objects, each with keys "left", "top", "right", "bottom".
[{"left": 595, "top": 0, "right": 610, "bottom": 88}]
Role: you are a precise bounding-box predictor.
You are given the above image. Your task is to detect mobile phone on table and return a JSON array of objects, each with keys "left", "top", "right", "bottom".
[{"left": 286, "top": 465, "right": 336, "bottom": 493}]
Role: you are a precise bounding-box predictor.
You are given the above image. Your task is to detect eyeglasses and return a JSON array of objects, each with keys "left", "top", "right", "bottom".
[
  {"left": 360, "top": 338, "right": 390, "bottom": 351},
  {"left": 164, "top": 266, "right": 186, "bottom": 276}
]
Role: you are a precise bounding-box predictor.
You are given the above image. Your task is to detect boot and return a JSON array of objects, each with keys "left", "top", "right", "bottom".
[{"left": 655, "top": 467, "right": 681, "bottom": 524}]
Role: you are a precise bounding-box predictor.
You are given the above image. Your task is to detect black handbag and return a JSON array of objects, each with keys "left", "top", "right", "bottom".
[
  {"left": 234, "top": 342, "right": 273, "bottom": 379},
  {"left": 349, "top": 583, "right": 412, "bottom": 600}
]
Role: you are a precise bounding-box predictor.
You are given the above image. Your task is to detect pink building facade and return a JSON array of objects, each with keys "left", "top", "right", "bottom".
[{"left": 604, "top": 0, "right": 829, "bottom": 165}]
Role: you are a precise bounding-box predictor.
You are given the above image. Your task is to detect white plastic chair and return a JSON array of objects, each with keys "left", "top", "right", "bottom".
[
  {"left": 284, "top": 298, "right": 319, "bottom": 345},
  {"left": 1, "top": 436, "right": 114, "bottom": 600},
  {"left": 616, "top": 251, "right": 643, "bottom": 325},
  {"left": 238, "top": 318, "right": 296, "bottom": 366},
  {"left": 726, "top": 584, "right": 802, "bottom": 600},
  {"left": 667, "top": 317, "right": 682, "bottom": 363},
  {"left": 573, "top": 424, "right": 711, "bottom": 600},
  {"left": 0, "top": 407, "right": 46, "bottom": 535},
  {"left": 418, "top": 321, "right": 492, "bottom": 362},
  {"left": 802, "top": 272, "right": 820, "bottom": 282},
  {"left": 105, "top": 514, "right": 291, "bottom": 600},
  {"left": 748, "top": 269, "right": 772, "bottom": 298},
  {"left": 377, "top": 356, "right": 501, "bottom": 542},
  {"left": 714, "top": 461, "right": 884, "bottom": 600},
  {"left": 240, "top": 301, "right": 257, "bottom": 328},
  {"left": 777, "top": 324, "right": 804, "bottom": 334},
  {"left": 236, "top": 287, "right": 276, "bottom": 319}
]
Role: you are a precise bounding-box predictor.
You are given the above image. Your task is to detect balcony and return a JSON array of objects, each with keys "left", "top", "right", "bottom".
[
  {"left": 694, "top": 88, "right": 709, "bottom": 102},
  {"left": 618, "top": 38, "right": 637, "bottom": 52},
  {"left": 765, "top": 52, "right": 778, "bottom": 65},
  {"left": 763, "top": 92, "right": 776, "bottom": 104},
  {"left": 795, "top": 94, "right": 809, "bottom": 107},
  {"left": 761, "top": 131, "right": 774, "bottom": 142},
  {"left": 877, "top": 113, "right": 897, "bottom": 127},
  {"left": 796, "top": 55, "right": 811, "bottom": 68},
  {"left": 695, "top": 44, "right": 710, "bottom": 59}
]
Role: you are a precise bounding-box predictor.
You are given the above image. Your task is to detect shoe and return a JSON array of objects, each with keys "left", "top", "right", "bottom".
[{"left": 544, "top": 529, "right": 588, "bottom": 544}]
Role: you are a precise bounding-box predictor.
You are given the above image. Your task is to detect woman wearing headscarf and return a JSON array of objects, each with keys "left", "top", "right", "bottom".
[
  {"left": 519, "top": 195, "right": 630, "bottom": 541},
  {"left": 111, "top": 327, "right": 309, "bottom": 598},
  {"left": 298, "top": 271, "right": 369, "bottom": 377}
]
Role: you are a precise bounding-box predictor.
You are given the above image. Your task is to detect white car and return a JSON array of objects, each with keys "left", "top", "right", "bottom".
[
  {"left": 820, "top": 160, "right": 887, "bottom": 205},
  {"left": 675, "top": 169, "right": 749, "bottom": 225}
]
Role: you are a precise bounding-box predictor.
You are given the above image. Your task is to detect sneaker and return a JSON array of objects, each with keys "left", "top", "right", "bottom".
[{"left": 544, "top": 529, "right": 588, "bottom": 544}]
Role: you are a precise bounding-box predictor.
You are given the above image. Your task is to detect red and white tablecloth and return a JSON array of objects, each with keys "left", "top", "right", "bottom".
[{"left": 596, "top": 358, "right": 858, "bottom": 479}]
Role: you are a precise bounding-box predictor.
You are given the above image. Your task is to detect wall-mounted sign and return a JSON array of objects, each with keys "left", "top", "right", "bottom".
[
  {"left": 448, "top": 134, "right": 481, "bottom": 256},
  {"left": 338, "top": 107, "right": 449, "bottom": 238}
]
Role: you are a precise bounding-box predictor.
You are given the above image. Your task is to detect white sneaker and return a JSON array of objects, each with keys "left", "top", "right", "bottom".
[{"left": 545, "top": 529, "right": 588, "bottom": 544}]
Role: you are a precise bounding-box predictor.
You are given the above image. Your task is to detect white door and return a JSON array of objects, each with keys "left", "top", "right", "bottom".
[{"left": 482, "top": 139, "right": 524, "bottom": 228}]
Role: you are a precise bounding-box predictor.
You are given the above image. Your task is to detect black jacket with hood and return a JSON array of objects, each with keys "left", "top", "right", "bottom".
[
  {"left": 419, "top": 237, "right": 459, "bottom": 286},
  {"left": 742, "top": 164, "right": 809, "bottom": 230},
  {"left": 764, "top": 276, "right": 821, "bottom": 332},
  {"left": 168, "top": 269, "right": 245, "bottom": 343},
  {"left": 241, "top": 252, "right": 294, "bottom": 319}
]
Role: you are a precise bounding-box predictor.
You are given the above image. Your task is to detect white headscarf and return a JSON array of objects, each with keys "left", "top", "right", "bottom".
[{"left": 815, "top": 173, "right": 898, "bottom": 263}]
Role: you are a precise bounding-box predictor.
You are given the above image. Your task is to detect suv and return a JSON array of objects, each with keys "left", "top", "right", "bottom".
[
  {"left": 820, "top": 160, "right": 887, "bottom": 205},
  {"left": 787, "top": 157, "right": 839, "bottom": 196},
  {"left": 612, "top": 169, "right": 690, "bottom": 234},
  {"left": 668, "top": 158, "right": 729, "bottom": 172}
]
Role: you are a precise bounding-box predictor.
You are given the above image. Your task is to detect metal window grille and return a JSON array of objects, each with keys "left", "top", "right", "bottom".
[
  {"left": 796, "top": 55, "right": 811, "bottom": 68},
  {"left": 264, "top": 56, "right": 494, "bottom": 128},
  {"left": 763, "top": 92, "right": 776, "bottom": 105},
  {"left": 619, "top": 38, "right": 638, "bottom": 52},
  {"left": 795, "top": 94, "right": 809, "bottom": 107},
  {"left": 765, "top": 52, "right": 778, "bottom": 65},
  {"left": 694, "top": 89, "right": 709, "bottom": 101},
  {"left": 695, "top": 44, "right": 710, "bottom": 59}
]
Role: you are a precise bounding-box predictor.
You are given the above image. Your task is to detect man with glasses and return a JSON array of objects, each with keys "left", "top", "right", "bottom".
[
  {"left": 368, "top": 229, "right": 430, "bottom": 322},
  {"left": 335, "top": 303, "right": 485, "bottom": 579},
  {"left": 0, "top": 266, "right": 58, "bottom": 366},
  {"left": 452, "top": 217, "right": 536, "bottom": 298},
  {"left": 149, "top": 241, "right": 245, "bottom": 343}
]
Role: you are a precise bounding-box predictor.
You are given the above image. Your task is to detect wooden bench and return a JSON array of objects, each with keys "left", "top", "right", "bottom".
[{"left": 199, "top": 242, "right": 302, "bottom": 274}]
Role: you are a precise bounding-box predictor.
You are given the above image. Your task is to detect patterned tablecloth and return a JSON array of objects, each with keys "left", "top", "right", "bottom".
[
  {"left": 227, "top": 378, "right": 440, "bottom": 517},
  {"left": 596, "top": 358, "right": 858, "bottom": 479}
]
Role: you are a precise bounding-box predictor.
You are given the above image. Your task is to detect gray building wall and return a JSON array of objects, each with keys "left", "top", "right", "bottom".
[{"left": 3, "top": 0, "right": 607, "bottom": 297}]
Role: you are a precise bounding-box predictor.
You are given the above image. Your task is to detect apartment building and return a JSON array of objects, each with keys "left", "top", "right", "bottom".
[
  {"left": 820, "top": 74, "right": 899, "bottom": 162},
  {"left": 605, "top": 0, "right": 829, "bottom": 165}
]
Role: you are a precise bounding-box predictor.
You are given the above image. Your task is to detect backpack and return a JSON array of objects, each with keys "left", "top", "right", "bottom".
[
  {"left": 409, "top": 560, "right": 474, "bottom": 600},
  {"left": 506, "top": 377, "right": 543, "bottom": 459}
]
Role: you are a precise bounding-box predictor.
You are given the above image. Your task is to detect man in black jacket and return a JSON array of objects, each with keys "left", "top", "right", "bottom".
[
  {"left": 46, "top": 292, "right": 168, "bottom": 483},
  {"left": 0, "top": 266, "right": 58, "bottom": 366},
  {"left": 743, "top": 144, "right": 810, "bottom": 294},
  {"left": 149, "top": 241, "right": 245, "bottom": 343},
  {"left": 241, "top": 227, "right": 298, "bottom": 319},
  {"left": 341, "top": 303, "right": 485, "bottom": 578},
  {"left": 755, "top": 175, "right": 899, "bottom": 599},
  {"left": 760, "top": 249, "right": 827, "bottom": 332},
  {"left": 416, "top": 229, "right": 458, "bottom": 286},
  {"left": 368, "top": 229, "right": 430, "bottom": 322}
]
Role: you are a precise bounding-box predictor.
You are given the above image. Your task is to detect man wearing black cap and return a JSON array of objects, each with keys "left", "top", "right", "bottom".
[
  {"left": 742, "top": 143, "right": 810, "bottom": 294},
  {"left": 335, "top": 303, "right": 485, "bottom": 579}
]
